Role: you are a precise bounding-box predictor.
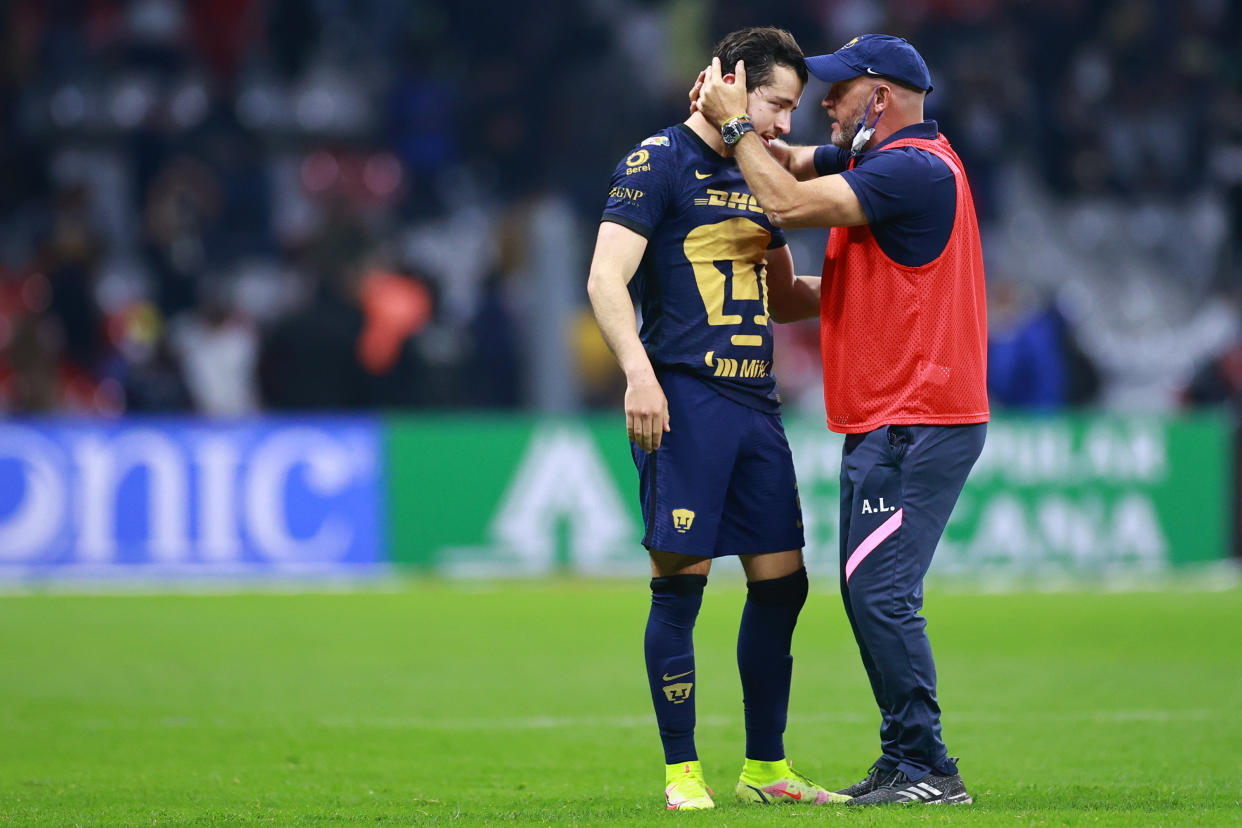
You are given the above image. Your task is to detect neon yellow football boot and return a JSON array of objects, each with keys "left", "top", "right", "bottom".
[
  {"left": 735, "top": 758, "right": 851, "bottom": 805},
  {"left": 664, "top": 760, "right": 715, "bottom": 810}
]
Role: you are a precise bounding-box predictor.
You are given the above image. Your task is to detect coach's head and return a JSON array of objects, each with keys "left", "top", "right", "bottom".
[{"left": 805, "top": 34, "right": 932, "bottom": 153}]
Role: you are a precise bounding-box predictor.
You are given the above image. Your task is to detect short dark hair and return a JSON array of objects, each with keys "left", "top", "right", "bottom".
[{"left": 712, "top": 27, "right": 808, "bottom": 92}]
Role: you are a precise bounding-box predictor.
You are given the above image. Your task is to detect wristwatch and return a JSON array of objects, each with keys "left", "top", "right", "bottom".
[{"left": 721, "top": 114, "right": 754, "bottom": 146}]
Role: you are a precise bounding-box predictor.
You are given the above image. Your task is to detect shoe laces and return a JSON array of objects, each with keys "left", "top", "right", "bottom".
[{"left": 868, "top": 764, "right": 904, "bottom": 789}]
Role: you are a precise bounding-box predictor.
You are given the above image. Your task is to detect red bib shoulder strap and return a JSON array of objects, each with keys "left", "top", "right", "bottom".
[{"left": 879, "top": 134, "right": 964, "bottom": 180}]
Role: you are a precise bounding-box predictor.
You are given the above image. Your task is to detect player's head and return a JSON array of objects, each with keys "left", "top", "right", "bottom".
[
  {"left": 806, "top": 34, "right": 931, "bottom": 151},
  {"left": 711, "top": 27, "right": 807, "bottom": 141}
]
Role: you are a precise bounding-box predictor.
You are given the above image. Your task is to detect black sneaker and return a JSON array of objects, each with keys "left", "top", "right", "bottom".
[
  {"left": 844, "top": 769, "right": 972, "bottom": 806},
  {"left": 833, "top": 764, "right": 900, "bottom": 798}
]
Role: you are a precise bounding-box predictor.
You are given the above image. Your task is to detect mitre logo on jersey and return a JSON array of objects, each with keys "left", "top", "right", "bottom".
[
  {"left": 663, "top": 681, "right": 693, "bottom": 703},
  {"left": 672, "top": 508, "right": 695, "bottom": 533},
  {"left": 861, "top": 498, "right": 896, "bottom": 514},
  {"left": 704, "top": 351, "right": 771, "bottom": 378}
]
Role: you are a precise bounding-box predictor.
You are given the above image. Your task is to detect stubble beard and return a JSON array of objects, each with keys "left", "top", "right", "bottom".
[
  {"left": 829, "top": 104, "right": 863, "bottom": 150},
  {"left": 831, "top": 119, "right": 856, "bottom": 150}
]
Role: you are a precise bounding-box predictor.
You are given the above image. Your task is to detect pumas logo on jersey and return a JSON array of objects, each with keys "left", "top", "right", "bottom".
[
  {"left": 861, "top": 498, "right": 897, "bottom": 514},
  {"left": 640, "top": 135, "right": 670, "bottom": 147},
  {"left": 694, "top": 189, "right": 765, "bottom": 214},
  {"left": 672, "top": 508, "right": 695, "bottom": 533}
]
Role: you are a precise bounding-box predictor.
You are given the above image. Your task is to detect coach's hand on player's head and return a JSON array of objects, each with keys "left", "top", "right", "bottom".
[
  {"left": 697, "top": 57, "right": 748, "bottom": 128},
  {"left": 688, "top": 68, "right": 706, "bottom": 114},
  {"left": 625, "top": 377, "right": 670, "bottom": 453}
]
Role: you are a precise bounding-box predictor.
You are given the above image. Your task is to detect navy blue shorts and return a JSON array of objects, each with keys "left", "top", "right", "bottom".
[{"left": 631, "top": 371, "right": 804, "bottom": 558}]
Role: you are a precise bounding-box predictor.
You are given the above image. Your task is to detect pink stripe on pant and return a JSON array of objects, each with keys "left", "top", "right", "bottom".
[{"left": 844, "top": 508, "right": 904, "bottom": 582}]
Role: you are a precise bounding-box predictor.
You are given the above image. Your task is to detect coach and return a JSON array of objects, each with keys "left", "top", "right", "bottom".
[{"left": 697, "top": 34, "right": 988, "bottom": 806}]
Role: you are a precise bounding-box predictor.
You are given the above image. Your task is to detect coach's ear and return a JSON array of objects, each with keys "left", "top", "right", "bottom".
[{"left": 873, "top": 83, "right": 893, "bottom": 112}]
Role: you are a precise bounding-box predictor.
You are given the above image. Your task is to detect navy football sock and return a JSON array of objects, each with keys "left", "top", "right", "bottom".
[
  {"left": 645, "top": 573, "right": 707, "bottom": 764},
  {"left": 737, "top": 567, "right": 808, "bottom": 761}
]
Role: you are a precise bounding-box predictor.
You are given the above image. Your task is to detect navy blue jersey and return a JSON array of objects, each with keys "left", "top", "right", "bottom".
[
  {"left": 601, "top": 123, "right": 788, "bottom": 412},
  {"left": 813, "top": 120, "right": 955, "bottom": 267}
]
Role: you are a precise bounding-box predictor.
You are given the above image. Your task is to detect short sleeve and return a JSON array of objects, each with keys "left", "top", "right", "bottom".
[
  {"left": 839, "top": 146, "right": 957, "bottom": 267},
  {"left": 840, "top": 147, "right": 949, "bottom": 225},
  {"left": 813, "top": 144, "right": 850, "bottom": 176},
  {"left": 600, "top": 141, "right": 676, "bottom": 237},
  {"left": 768, "top": 227, "right": 787, "bottom": 250}
]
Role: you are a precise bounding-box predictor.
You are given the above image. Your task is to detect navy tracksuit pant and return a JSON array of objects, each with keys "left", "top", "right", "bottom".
[{"left": 838, "top": 423, "right": 986, "bottom": 781}]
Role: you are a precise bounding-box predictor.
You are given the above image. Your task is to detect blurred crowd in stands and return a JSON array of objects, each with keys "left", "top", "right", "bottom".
[{"left": 0, "top": 0, "right": 1239, "bottom": 417}]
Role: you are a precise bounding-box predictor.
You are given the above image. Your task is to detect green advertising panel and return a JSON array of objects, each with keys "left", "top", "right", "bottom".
[
  {"left": 385, "top": 413, "right": 1231, "bottom": 578},
  {"left": 385, "top": 415, "right": 645, "bottom": 573}
]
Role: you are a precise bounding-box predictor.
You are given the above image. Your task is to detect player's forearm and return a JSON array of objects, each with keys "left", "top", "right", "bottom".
[
  {"left": 765, "top": 245, "right": 819, "bottom": 323},
  {"left": 587, "top": 270, "right": 657, "bottom": 383},
  {"left": 770, "top": 276, "right": 821, "bottom": 323}
]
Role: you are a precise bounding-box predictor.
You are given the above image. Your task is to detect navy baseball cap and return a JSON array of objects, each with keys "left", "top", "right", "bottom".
[{"left": 805, "top": 34, "right": 933, "bottom": 93}]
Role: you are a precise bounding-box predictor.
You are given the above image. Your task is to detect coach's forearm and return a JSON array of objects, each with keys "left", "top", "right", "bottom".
[
  {"left": 767, "top": 140, "right": 821, "bottom": 181},
  {"left": 733, "top": 132, "right": 802, "bottom": 215},
  {"left": 735, "top": 133, "right": 865, "bottom": 228},
  {"left": 786, "top": 144, "right": 821, "bottom": 181}
]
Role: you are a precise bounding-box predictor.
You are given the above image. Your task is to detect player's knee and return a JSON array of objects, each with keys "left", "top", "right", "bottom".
[
  {"left": 650, "top": 573, "right": 708, "bottom": 596},
  {"left": 746, "top": 566, "right": 808, "bottom": 609}
]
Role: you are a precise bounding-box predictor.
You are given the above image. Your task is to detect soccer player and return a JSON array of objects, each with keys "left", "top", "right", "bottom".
[
  {"left": 697, "top": 34, "right": 988, "bottom": 806},
  {"left": 586, "top": 26, "right": 846, "bottom": 812}
]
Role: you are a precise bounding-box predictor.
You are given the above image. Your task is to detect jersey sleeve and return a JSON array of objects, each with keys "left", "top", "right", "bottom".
[
  {"left": 600, "top": 141, "right": 676, "bottom": 237},
  {"left": 813, "top": 144, "right": 850, "bottom": 176},
  {"left": 768, "top": 227, "right": 787, "bottom": 250},
  {"left": 840, "top": 147, "right": 950, "bottom": 225}
]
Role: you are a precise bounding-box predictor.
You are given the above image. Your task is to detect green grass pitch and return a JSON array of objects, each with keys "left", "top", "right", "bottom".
[{"left": 1, "top": 579, "right": 1240, "bottom": 826}]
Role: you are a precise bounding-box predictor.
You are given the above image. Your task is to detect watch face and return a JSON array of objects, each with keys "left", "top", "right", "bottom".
[{"left": 722, "top": 118, "right": 752, "bottom": 146}]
